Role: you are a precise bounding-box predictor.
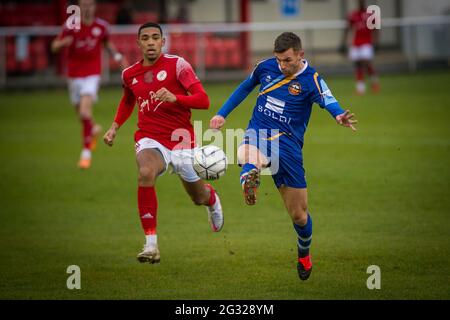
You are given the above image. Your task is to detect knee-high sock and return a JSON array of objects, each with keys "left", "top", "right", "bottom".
[
  {"left": 81, "top": 117, "right": 93, "bottom": 149},
  {"left": 293, "top": 213, "right": 312, "bottom": 258},
  {"left": 204, "top": 184, "right": 217, "bottom": 206},
  {"left": 355, "top": 66, "right": 364, "bottom": 81},
  {"left": 138, "top": 186, "right": 158, "bottom": 235},
  {"left": 367, "top": 63, "right": 379, "bottom": 88},
  {"left": 367, "top": 63, "right": 376, "bottom": 76}
]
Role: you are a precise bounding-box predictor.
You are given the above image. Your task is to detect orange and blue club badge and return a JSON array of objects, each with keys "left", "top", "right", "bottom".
[{"left": 288, "top": 82, "right": 301, "bottom": 95}]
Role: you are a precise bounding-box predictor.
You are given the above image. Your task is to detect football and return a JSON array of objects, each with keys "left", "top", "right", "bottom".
[{"left": 193, "top": 145, "right": 228, "bottom": 180}]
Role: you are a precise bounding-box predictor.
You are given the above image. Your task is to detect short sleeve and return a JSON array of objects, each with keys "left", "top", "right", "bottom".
[
  {"left": 59, "top": 25, "right": 72, "bottom": 39},
  {"left": 348, "top": 12, "right": 357, "bottom": 26},
  {"left": 102, "top": 23, "right": 110, "bottom": 42},
  {"left": 121, "top": 68, "right": 128, "bottom": 88}
]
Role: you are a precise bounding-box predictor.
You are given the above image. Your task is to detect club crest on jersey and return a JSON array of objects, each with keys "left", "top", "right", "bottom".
[
  {"left": 157, "top": 70, "right": 167, "bottom": 81},
  {"left": 144, "top": 71, "right": 153, "bottom": 83},
  {"left": 288, "top": 82, "right": 301, "bottom": 95},
  {"left": 91, "top": 26, "right": 101, "bottom": 37},
  {"left": 265, "top": 74, "right": 272, "bottom": 83}
]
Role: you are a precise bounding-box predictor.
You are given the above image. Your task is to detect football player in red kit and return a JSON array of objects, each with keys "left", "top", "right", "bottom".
[
  {"left": 103, "top": 22, "right": 224, "bottom": 264},
  {"left": 51, "top": 0, "right": 127, "bottom": 169},
  {"left": 342, "top": 0, "right": 380, "bottom": 95}
]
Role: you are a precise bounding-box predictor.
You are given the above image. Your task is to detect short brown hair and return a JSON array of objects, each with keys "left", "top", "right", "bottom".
[{"left": 274, "top": 32, "right": 302, "bottom": 53}]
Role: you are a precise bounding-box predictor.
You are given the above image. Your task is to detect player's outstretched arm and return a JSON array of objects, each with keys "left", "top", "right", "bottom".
[
  {"left": 210, "top": 76, "right": 258, "bottom": 130},
  {"left": 209, "top": 115, "right": 226, "bottom": 130},
  {"left": 104, "top": 86, "right": 136, "bottom": 147},
  {"left": 105, "top": 40, "right": 128, "bottom": 69},
  {"left": 51, "top": 36, "right": 73, "bottom": 53},
  {"left": 336, "top": 109, "right": 358, "bottom": 131},
  {"left": 103, "top": 123, "right": 119, "bottom": 147}
]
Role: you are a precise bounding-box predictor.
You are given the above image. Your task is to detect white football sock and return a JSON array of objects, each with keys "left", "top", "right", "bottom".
[
  {"left": 145, "top": 234, "right": 157, "bottom": 247},
  {"left": 356, "top": 81, "right": 366, "bottom": 93},
  {"left": 81, "top": 148, "right": 91, "bottom": 159}
]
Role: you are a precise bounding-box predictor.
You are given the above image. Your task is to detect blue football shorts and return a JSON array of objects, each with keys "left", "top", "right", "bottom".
[{"left": 241, "top": 127, "right": 307, "bottom": 189}]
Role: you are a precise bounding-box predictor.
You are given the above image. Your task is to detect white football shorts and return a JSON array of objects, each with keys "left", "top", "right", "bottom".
[
  {"left": 135, "top": 137, "right": 200, "bottom": 183},
  {"left": 68, "top": 75, "right": 101, "bottom": 105},
  {"left": 349, "top": 44, "right": 374, "bottom": 61}
]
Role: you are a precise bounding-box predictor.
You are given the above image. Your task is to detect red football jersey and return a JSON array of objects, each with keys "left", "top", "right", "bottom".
[
  {"left": 121, "top": 54, "right": 202, "bottom": 150},
  {"left": 59, "top": 18, "right": 110, "bottom": 77},
  {"left": 348, "top": 10, "right": 373, "bottom": 46}
]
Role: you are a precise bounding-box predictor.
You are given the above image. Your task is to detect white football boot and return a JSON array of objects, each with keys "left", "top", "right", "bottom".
[
  {"left": 206, "top": 188, "right": 224, "bottom": 232},
  {"left": 137, "top": 244, "right": 160, "bottom": 264}
]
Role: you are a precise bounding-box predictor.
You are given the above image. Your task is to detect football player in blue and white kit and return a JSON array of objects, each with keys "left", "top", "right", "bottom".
[{"left": 210, "top": 32, "right": 357, "bottom": 280}]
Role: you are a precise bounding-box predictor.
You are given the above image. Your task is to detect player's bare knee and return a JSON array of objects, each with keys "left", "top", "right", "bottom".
[
  {"left": 138, "top": 166, "right": 157, "bottom": 186},
  {"left": 293, "top": 214, "right": 308, "bottom": 226},
  {"left": 79, "top": 111, "right": 90, "bottom": 120},
  {"left": 292, "top": 207, "right": 308, "bottom": 226},
  {"left": 237, "top": 146, "right": 248, "bottom": 165}
]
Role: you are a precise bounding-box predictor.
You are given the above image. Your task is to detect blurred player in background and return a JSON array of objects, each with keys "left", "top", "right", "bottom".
[
  {"left": 103, "top": 22, "right": 224, "bottom": 264},
  {"left": 341, "top": 0, "right": 380, "bottom": 94},
  {"left": 51, "top": 0, "right": 127, "bottom": 169},
  {"left": 210, "top": 32, "right": 357, "bottom": 280}
]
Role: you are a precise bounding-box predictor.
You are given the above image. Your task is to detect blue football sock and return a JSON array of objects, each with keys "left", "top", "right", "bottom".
[
  {"left": 293, "top": 213, "right": 312, "bottom": 258},
  {"left": 240, "top": 163, "right": 257, "bottom": 185}
]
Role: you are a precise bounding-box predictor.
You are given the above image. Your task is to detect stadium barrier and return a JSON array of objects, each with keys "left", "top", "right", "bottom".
[{"left": 0, "top": 15, "right": 449, "bottom": 89}]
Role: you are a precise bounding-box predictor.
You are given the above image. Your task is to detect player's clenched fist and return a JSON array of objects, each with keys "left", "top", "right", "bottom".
[
  {"left": 60, "top": 36, "right": 74, "bottom": 47},
  {"left": 103, "top": 124, "right": 118, "bottom": 146},
  {"left": 51, "top": 36, "right": 73, "bottom": 53},
  {"left": 209, "top": 115, "right": 226, "bottom": 130},
  {"left": 155, "top": 87, "right": 176, "bottom": 103}
]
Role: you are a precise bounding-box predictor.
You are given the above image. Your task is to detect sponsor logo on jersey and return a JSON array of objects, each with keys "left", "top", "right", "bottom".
[
  {"left": 138, "top": 97, "right": 150, "bottom": 113},
  {"left": 75, "top": 36, "right": 98, "bottom": 50},
  {"left": 132, "top": 78, "right": 138, "bottom": 85},
  {"left": 288, "top": 82, "right": 301, "bottom": 95},
  {"left": 157, "top": 70, "right": 167, "bottom": 81},
  {"left": 264, "top": 95, "right": 285, "bottom": 114},
  {"left": 258, "top": 105, "right": 292, "bottom": 124},
  {"left": 137, "top": 92, "right": 164, "bottom": 113},
  {"left": 259, "top": 96, "right": 292, "bottom": 124},
  {"left": 265, "top": 74, "right": 272, "bottom": 83}
]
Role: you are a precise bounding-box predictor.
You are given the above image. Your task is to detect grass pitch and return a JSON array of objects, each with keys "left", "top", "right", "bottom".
[{"left": 0, "top": 71, "right": 449, "bottom": 299}]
